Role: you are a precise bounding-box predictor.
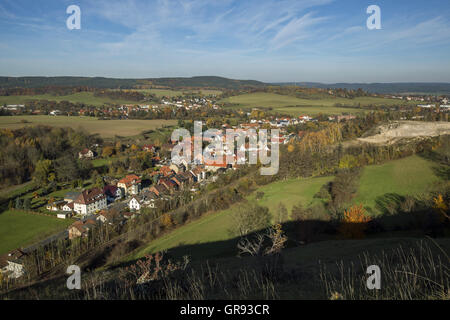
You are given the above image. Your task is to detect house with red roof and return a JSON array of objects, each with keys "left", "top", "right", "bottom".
[
  {"left": 117, "top": 174, "right": 141, "bottom": 195},
  {"left": 78, "top": 148, "right": 96, "bottom": 159}
]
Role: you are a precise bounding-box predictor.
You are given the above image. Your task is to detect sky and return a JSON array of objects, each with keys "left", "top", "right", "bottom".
[{"left": 0, "top": 0, "right": 449, "bottom": 83}]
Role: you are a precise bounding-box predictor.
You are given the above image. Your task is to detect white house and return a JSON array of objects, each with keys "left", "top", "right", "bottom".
[
  {"left": 73, "top": 188, "right": 107, "bottom": 216},
  {"left": 46, "top": 200, "right": 67, "bottom": 212},
  {"left": 62, "top": 202, "right": 74, "bottom": 212},
  {"left": 128, "top": 192, "right": 157, "bottom": 211},
  {"left": 78, "top": 148, "right": 95, "bottom": 159},
  {"left": 57, "top": 212, "right": 71, "bottom": 219}
]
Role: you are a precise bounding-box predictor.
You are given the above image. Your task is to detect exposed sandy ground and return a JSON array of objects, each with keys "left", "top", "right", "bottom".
[{"left": 357, "top": 121, "right": 450, "bottom": 145}]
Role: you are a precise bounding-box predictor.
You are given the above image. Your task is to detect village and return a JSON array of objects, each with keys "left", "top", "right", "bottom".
[{"left": 0, "top": 114, "right": 312, "bottom": 280}]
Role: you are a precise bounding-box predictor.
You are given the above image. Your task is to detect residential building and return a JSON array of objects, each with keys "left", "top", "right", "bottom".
[
  {"left": 73, "top": 188, "right": 107, "bottom": 216},
  {"left": 68, "top": 219, "right": 97, "bottom": 239},
  {"left": 128, "top": 191, "right": 157, "bottom": 211},
  {"left": 103, "top": 185, "right": 122, "bottom": 203},
  {"left": 78, "top": 148, "right": 96, "bottom": 159},
  {"left": 149, "top": 184, "right": 169, "bottom": 197},
  {"left": 117, "top": 174, "right": 142, "bottom": 195},
  {"left": 46, "top": 200, "right": 67, "bottom": 212}
]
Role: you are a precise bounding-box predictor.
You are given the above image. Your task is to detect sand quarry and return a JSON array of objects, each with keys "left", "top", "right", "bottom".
[{"left": 357, "top": 121, "right": 450, "bottom": 145}]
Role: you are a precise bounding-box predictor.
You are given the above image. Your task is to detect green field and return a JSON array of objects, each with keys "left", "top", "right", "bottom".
[
  {"left": 0, "top": 115, "right": 177, "bottom": 137},
  {"left": 248, "top": 176, "right": 333, "bottom": 215},
  {"left": 219, "top": 92, "right": 414, "bottom": 116},
  {"left": 353, "top": 155, "right": 441, "bottom": 213},
  {"left": 130, "top": 155, "right": 443, "bottom": 261},
  {"left": 0, "top": 92, "right": 144, "bottom": 107},
  {"left": 130, "top": 175, "right": 332, "bottom": 260},
  {"left": 0, "top": 210, "right": 72, "bottom": 255}
]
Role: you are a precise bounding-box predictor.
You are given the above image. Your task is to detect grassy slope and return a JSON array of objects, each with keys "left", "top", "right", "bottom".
[
  {"left": 0, "top": 115, "right": 177, "bottom": 138},
  {"left": 219, "top": 92, "right": 414, "bottom": 116},
  {"left": 129, "top": 155, "right": 442, "bottom": 262},
  {"left": 0, "top": 210, "right": 72, "bottom": 255},
  {"left": 130, "top": 176, "right": 332, "bottom": 260},
  {"left": 248, "top": 176, "right": 333, "bottom": 215},
  {"left": 353, "top": 155, "right": 440, "bottom": 213}
]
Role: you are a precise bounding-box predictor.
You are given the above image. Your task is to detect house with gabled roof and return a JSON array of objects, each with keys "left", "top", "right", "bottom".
[
  {"left": 103, "top": 185, "right": 122, "bottom": 203},
  {"left": 158, "top": 178, "right": 178, "bottom": 194},
  {"left": 96, "top": 209, "right": 122, "bottom": 225},
  {"left": 128, "top": 191, "right": 157, "bottom": 211},
  {"left": 73, "top": 188, "right": 107, "bottom": 216},
  {"left": 117, "top": 174, "right": 141, "bottom": 195},
  {"left": 78, "top": 148, "right": 96, "bottom": 159},
  {"left": 149, "top": 184, "right": 169, "bottom": 197},
  {"left": 159, "top": 166, "right": 174, "bottom": 177},
  {"left": 68, "top": 219, "right": 97, "bottom": 239},
  {"left": 190, "top": 166, "right": 207, "bottom": 182}
]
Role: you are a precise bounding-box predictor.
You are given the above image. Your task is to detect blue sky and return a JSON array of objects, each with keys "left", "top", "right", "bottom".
[{"left": 0, "top": 0, "right": 449, "bottom": 82}]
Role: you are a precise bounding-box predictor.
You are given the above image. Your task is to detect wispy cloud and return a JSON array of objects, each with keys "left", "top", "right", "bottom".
[
  {"left": 269, "top": 12, "right": 329, "bottom": 49},
  {"left": 1, "top": 0, "right": 450, "bottom": 82},
  {"left": 91, "top": 0, "right": 333, "bottom": 53}
]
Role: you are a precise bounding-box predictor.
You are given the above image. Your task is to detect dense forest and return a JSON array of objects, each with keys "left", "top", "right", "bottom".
[
  {"left": 0, "top": 76, "right": 266, "bottom": 90},
  {"left": 0, "top": 126, "right": 101, "bottom": 186}
]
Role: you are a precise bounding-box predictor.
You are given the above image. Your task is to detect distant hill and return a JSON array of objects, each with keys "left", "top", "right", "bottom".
[
  {"left": 275, "top": 82, "right": 450, "bottom": 95},
  {"left": 0, "top": 76, "right": 266, "bottom": 90},
  {"left": 1, "top": 76, "right": 449, "bottom": 94}
]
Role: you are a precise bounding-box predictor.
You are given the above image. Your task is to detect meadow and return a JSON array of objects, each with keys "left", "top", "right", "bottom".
[
  {"left": 0, "top": 115, "right": 177, "bottom": 138},
  {"left": 129, "top": 155, "right": 443, "bottom": 261},
  {"left": 0, "top": 210, "right": 72, "bottom": 255},
  {"left": 219, "top": 92, "right": 414, "bottom": 116},
  {"left": 353, "top": 155, "right": 441, "bottom": 213}
]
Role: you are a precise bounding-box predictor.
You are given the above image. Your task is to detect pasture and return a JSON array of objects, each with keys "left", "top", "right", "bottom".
[
  {"left": 0, "top": 210, "right": 72, "bottom": 255},
  {"left": 0, "top": 116, "right": 177, "bottom": 138}
]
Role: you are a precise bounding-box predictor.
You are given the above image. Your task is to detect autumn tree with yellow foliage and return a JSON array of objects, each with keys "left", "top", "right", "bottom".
[{"left": 338, "top": 204, "right": 371, "bottom": 239}]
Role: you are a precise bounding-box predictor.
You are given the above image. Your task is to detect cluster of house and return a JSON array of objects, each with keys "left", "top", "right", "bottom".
[
  {"left": 417, "top": 104, "right": 450, "bottom": 109},
  {"left": 46, "top": 187, "right": 109, "bottom": 219},
  {"left": 161, "top": 97, "right": 219, "bottom": 110},
  {"left": 1, "top": 104, "right": 25, "bottom": 111},
  {"left": 241, "top": 116, "right": 312, "bottom": 129},
  {"left": 386, "top": 94, "right": 449, "bottom": 104},
  {"left": 48, "top": 163, "right": 213, "bottom": 237}
]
